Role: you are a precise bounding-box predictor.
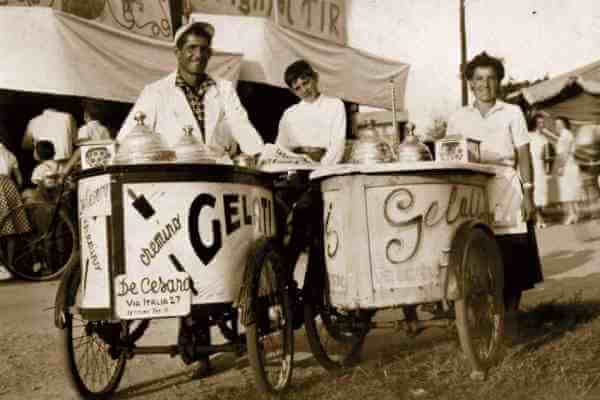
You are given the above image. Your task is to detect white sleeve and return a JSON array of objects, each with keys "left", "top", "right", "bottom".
[
  {"left": 221, "top": 81, "right": 264, "bottom": 155},
  {"left": 8, "top": 151, "right": 18, "bottom": 171},
  {"left": 510, "top": 107, "right": 530, "bottom": 148},
  {"left": 321, "top": 99, "right": 347, "bottom": 165},
  {"left": 275, "top": 110, "right": 292, "bottom": 149}
]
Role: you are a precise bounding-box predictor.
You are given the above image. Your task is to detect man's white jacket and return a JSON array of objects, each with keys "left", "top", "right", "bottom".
[{"left": 117, "top": 72, "right": 264, "bottom": 156}]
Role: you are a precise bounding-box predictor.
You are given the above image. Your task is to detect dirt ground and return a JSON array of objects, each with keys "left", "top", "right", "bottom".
[{"left": 2, "top": 221, "right": 600, "bottom": 400}]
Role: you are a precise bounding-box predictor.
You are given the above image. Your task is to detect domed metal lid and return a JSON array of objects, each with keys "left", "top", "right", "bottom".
[
  {"left": 347, "top": 120, "right": 394, "bottom": 163},
  {"left": 395, "top": 131, "right": 433, "bottom": 162},
  {"left": 113, "top": 111, "right": 175, "bottom": 164},
  {"left": 172, "top": 125, "right": 225, "bottom": 163}
]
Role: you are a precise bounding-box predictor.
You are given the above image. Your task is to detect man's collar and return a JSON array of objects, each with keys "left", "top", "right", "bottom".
[
  {"left": 467, "top": 99, "right": 506, "bottom": 116},
  {"left": 175, "top": 71, "right": 215, "bottom": 90}
]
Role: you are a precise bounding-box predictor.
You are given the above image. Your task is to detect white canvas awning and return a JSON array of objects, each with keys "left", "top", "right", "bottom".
[
  {"left": 191, "top": 14, "right": 410, "bottom": 110},
  {"left": 0, "top": 7, "right": 242, "bottom": 103}
]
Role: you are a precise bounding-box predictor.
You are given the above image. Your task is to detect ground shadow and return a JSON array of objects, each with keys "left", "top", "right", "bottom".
[
  {"left": 509, "top": 296, "right": 600, "bottom": 354},
  {"left": 541, "top": 248, "right": 596, "bottom": 277},
  {"left": 113, "top": 352, "right": 248, "bottom": 399}
]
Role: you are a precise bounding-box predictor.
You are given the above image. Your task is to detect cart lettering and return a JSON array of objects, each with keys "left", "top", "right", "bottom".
[
  {"left": 423, "top": 186, "right": 487, "bottom": 227},
  {"left": 82, "top": 219, "right": 103, "bottom": 271},
  {"left": 140, "top": 276, "right": 190, "bottom": 294},
  {"left": 188, "top": 192, "right": 273, "bottom": 265},
  {"left": 384, "top": 185, "right": 487, "bottom": 262},
  {"left": 139, "top": 214, "right": 182, "bottom": 266},
  {"left": 80, "top": 182, "right": 110, "bottom": 214}
]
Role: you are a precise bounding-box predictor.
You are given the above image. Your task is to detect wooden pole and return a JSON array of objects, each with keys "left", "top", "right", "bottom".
[
  {"left": 170, "top": 0, "right": 184, "bottom": 35},
  {"left": 459, "top": 0, "right": 468, "bottom": 106}
]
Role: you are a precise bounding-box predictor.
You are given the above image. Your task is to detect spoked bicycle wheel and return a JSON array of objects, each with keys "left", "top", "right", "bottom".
[
  {"left": 0, "top": 202, "right": 76, "bottom": 281},
  {"left": 62, "top": 266, "right": 149, "bottom": 399},
  {"left": 454, "top": 227, "right": 504, "bottom": 375},
  {"left": 246, "top": 239, "right": 294, "bottom": 394},
  {"left": 304, "top": 297, "right": 372, "bottom": 371}
]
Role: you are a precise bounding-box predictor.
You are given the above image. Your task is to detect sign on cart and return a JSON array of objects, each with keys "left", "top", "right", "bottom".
[{"left": 114, "top": 269, "right": 192, "bottom": 320}]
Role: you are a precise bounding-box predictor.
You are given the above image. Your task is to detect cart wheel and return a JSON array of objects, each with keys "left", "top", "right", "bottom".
[
  {"left": 62, "top": 266, "right": 150, "bottom": 399},
  {"left": 246, "top": 239, "right": 294, "bottom": 394},
  {"left": 0, "top": 202, "right": 76, "bottom": 281},
  {"left": 454, "top": 227, "right": 504, "bottom": 375},
  {"left": 304, "top": 299, "right": 372, "bottom": 371}
]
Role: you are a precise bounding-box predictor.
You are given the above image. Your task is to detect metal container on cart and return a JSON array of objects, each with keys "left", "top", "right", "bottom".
[
  {"left": 76, "top": 163, "right": 276, "bottom": 320},
  {"left": 308, "top": 161, "right": 505, "bottom": 378}
]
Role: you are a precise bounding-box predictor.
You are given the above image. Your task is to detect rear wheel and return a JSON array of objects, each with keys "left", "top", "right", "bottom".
[
  {"left": 62, "top": 266, "right": 149, "bottom": 399},
  {"left": 454, "top": 228, "right": 504, "bottom": 375},
  {"left": 246, "top": 239, "right": 294, "bottom": 394},
  {"left": 304, "top": 300, "right": 372, "bottom": 371},
  {"left": 0, "top": 202, "right": 75, "bottom": 281}
]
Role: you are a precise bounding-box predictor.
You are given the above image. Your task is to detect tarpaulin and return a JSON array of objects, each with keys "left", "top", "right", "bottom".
[
  {"left": 520, "top": 59, "right": 600, "bottom": 124},
  {"left": 191, "top": 13, "right": 410, "bottom": 110},
  {"left": 0, "top": 7, "right": 242, "bottom": 103}
]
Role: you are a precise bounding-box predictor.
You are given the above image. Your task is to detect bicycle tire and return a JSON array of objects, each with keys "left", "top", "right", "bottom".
[
  {"left": 0, "top": 202, "right": 76, "bottom": 281},
  {"left": 63, "top": 267, "right": 126, "bottom": 399},
  {"left": 246, "top": 238, "right": 294, "bottom": 394}
]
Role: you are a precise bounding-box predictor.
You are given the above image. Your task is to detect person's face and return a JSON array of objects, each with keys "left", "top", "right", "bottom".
[
  {"left": 555, "top": 118, "right": 566, "bottom": 131},
  {"left": 469, "top": 66, "right": 499, "bottom": 103},
  {"left": 290, "top": 74, "right": 319, "bottom": 102},
  {"left": 535, "top": 117, "right": 545, "bottom": 130},
  {"left": 175, "top": 33, "right": 211, "bottom": 76}
]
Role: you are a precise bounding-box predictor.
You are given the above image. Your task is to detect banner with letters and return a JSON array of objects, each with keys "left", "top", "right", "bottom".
[{"left": 190, "top": 0, "right": 346, "bottom": 45}]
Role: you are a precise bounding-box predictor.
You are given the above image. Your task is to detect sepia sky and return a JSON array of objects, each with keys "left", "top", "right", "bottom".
[{"left": 346, "top": 0, "right": 600, "bottom": 129}]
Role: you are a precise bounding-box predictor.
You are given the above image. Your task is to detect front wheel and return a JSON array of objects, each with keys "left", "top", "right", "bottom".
[
  {"left": 0, "top": 202, "right": 76, "bottom": 281},
  {"left": 62, "top": 266, "right": 149, "bottom": 399},
  {"left": 454, "top": 227, "right": 504, "bottom": 375},
  {"left": 246, "top": 239, "right": 294, "bottom": 395}
]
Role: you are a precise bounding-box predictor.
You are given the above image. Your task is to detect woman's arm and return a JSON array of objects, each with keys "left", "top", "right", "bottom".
[{"left": 517, "top": 144, "right": 535, "bottom": 221}]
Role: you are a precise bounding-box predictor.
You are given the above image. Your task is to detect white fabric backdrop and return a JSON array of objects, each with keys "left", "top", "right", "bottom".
[{"left": 0, "top": 7, "right": 242, "bottom": 103}]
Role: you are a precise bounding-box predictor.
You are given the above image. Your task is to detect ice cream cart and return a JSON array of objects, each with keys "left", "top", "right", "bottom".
[
  {"left": 54, "top": 163, "right": 294, "bottom": 397},
  {"left": 304, "top": 161, "right": 505, "bottom": 379}
]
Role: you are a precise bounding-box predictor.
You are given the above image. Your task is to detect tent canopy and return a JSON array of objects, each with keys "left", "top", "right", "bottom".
[
  {"left": 192, "top": 14, "right": 410, "bottom": 111},
  {"left": 519, "top": 59, "right": 600, "bottom": 124},
  {"left": 0, "top": 7, "right": 242, "bottom": 103}
]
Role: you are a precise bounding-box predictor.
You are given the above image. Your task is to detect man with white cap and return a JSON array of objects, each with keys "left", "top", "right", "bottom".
[
  {"left": 118, "top": 21, "right": 264, "bottom": 377},
  {"left": 117, "top": 21, "right": 264, "bottom": 159}
]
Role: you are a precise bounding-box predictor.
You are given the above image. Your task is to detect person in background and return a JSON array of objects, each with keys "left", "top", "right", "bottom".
[
  {"left": 528, "top": 114, "right": 551, "bottom": 228},
  {"left": 0, "top": 138, "right": 30, "bottom": 272},
  {"left": 22, "top": 108, "right": 76, "bottom": 163},
  {"left": 447, "top": 52, "right": 542, "bottom": 334},
  {"left": 61, "top": 99, "right": 113, "bottom": 178},
  {"left": 78, "top": 99, "right": 113, "bottom": 143},
  {"left": 117, "top": 21, "right": 264, "bottom": 160},
  {"left": 552, "top": 116, "right": 580, "bottom": 224},
  {"left": 31, "top": 141, "right": 61, "bottom": 189},
  {"left": 22, "top": 141, "right": 61, "bottom": 203},
  {"left": 276, "top": 60, "right": 346, "bottom": 165}
]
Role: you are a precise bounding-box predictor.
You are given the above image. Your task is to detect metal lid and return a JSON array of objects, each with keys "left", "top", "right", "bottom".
[
  {"left": 395, "top": 132, "right": 433, "bottom": 162},
  {"left": 171, "top": 125, "right": 224, "bottom": 163},
  {"left": 113, "top": 111, "right": 175, "bottom": 165}
]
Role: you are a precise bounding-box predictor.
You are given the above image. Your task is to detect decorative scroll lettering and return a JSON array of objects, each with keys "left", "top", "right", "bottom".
[{"left": 383, "top": 186, "right": 488, "bottom": 264}]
